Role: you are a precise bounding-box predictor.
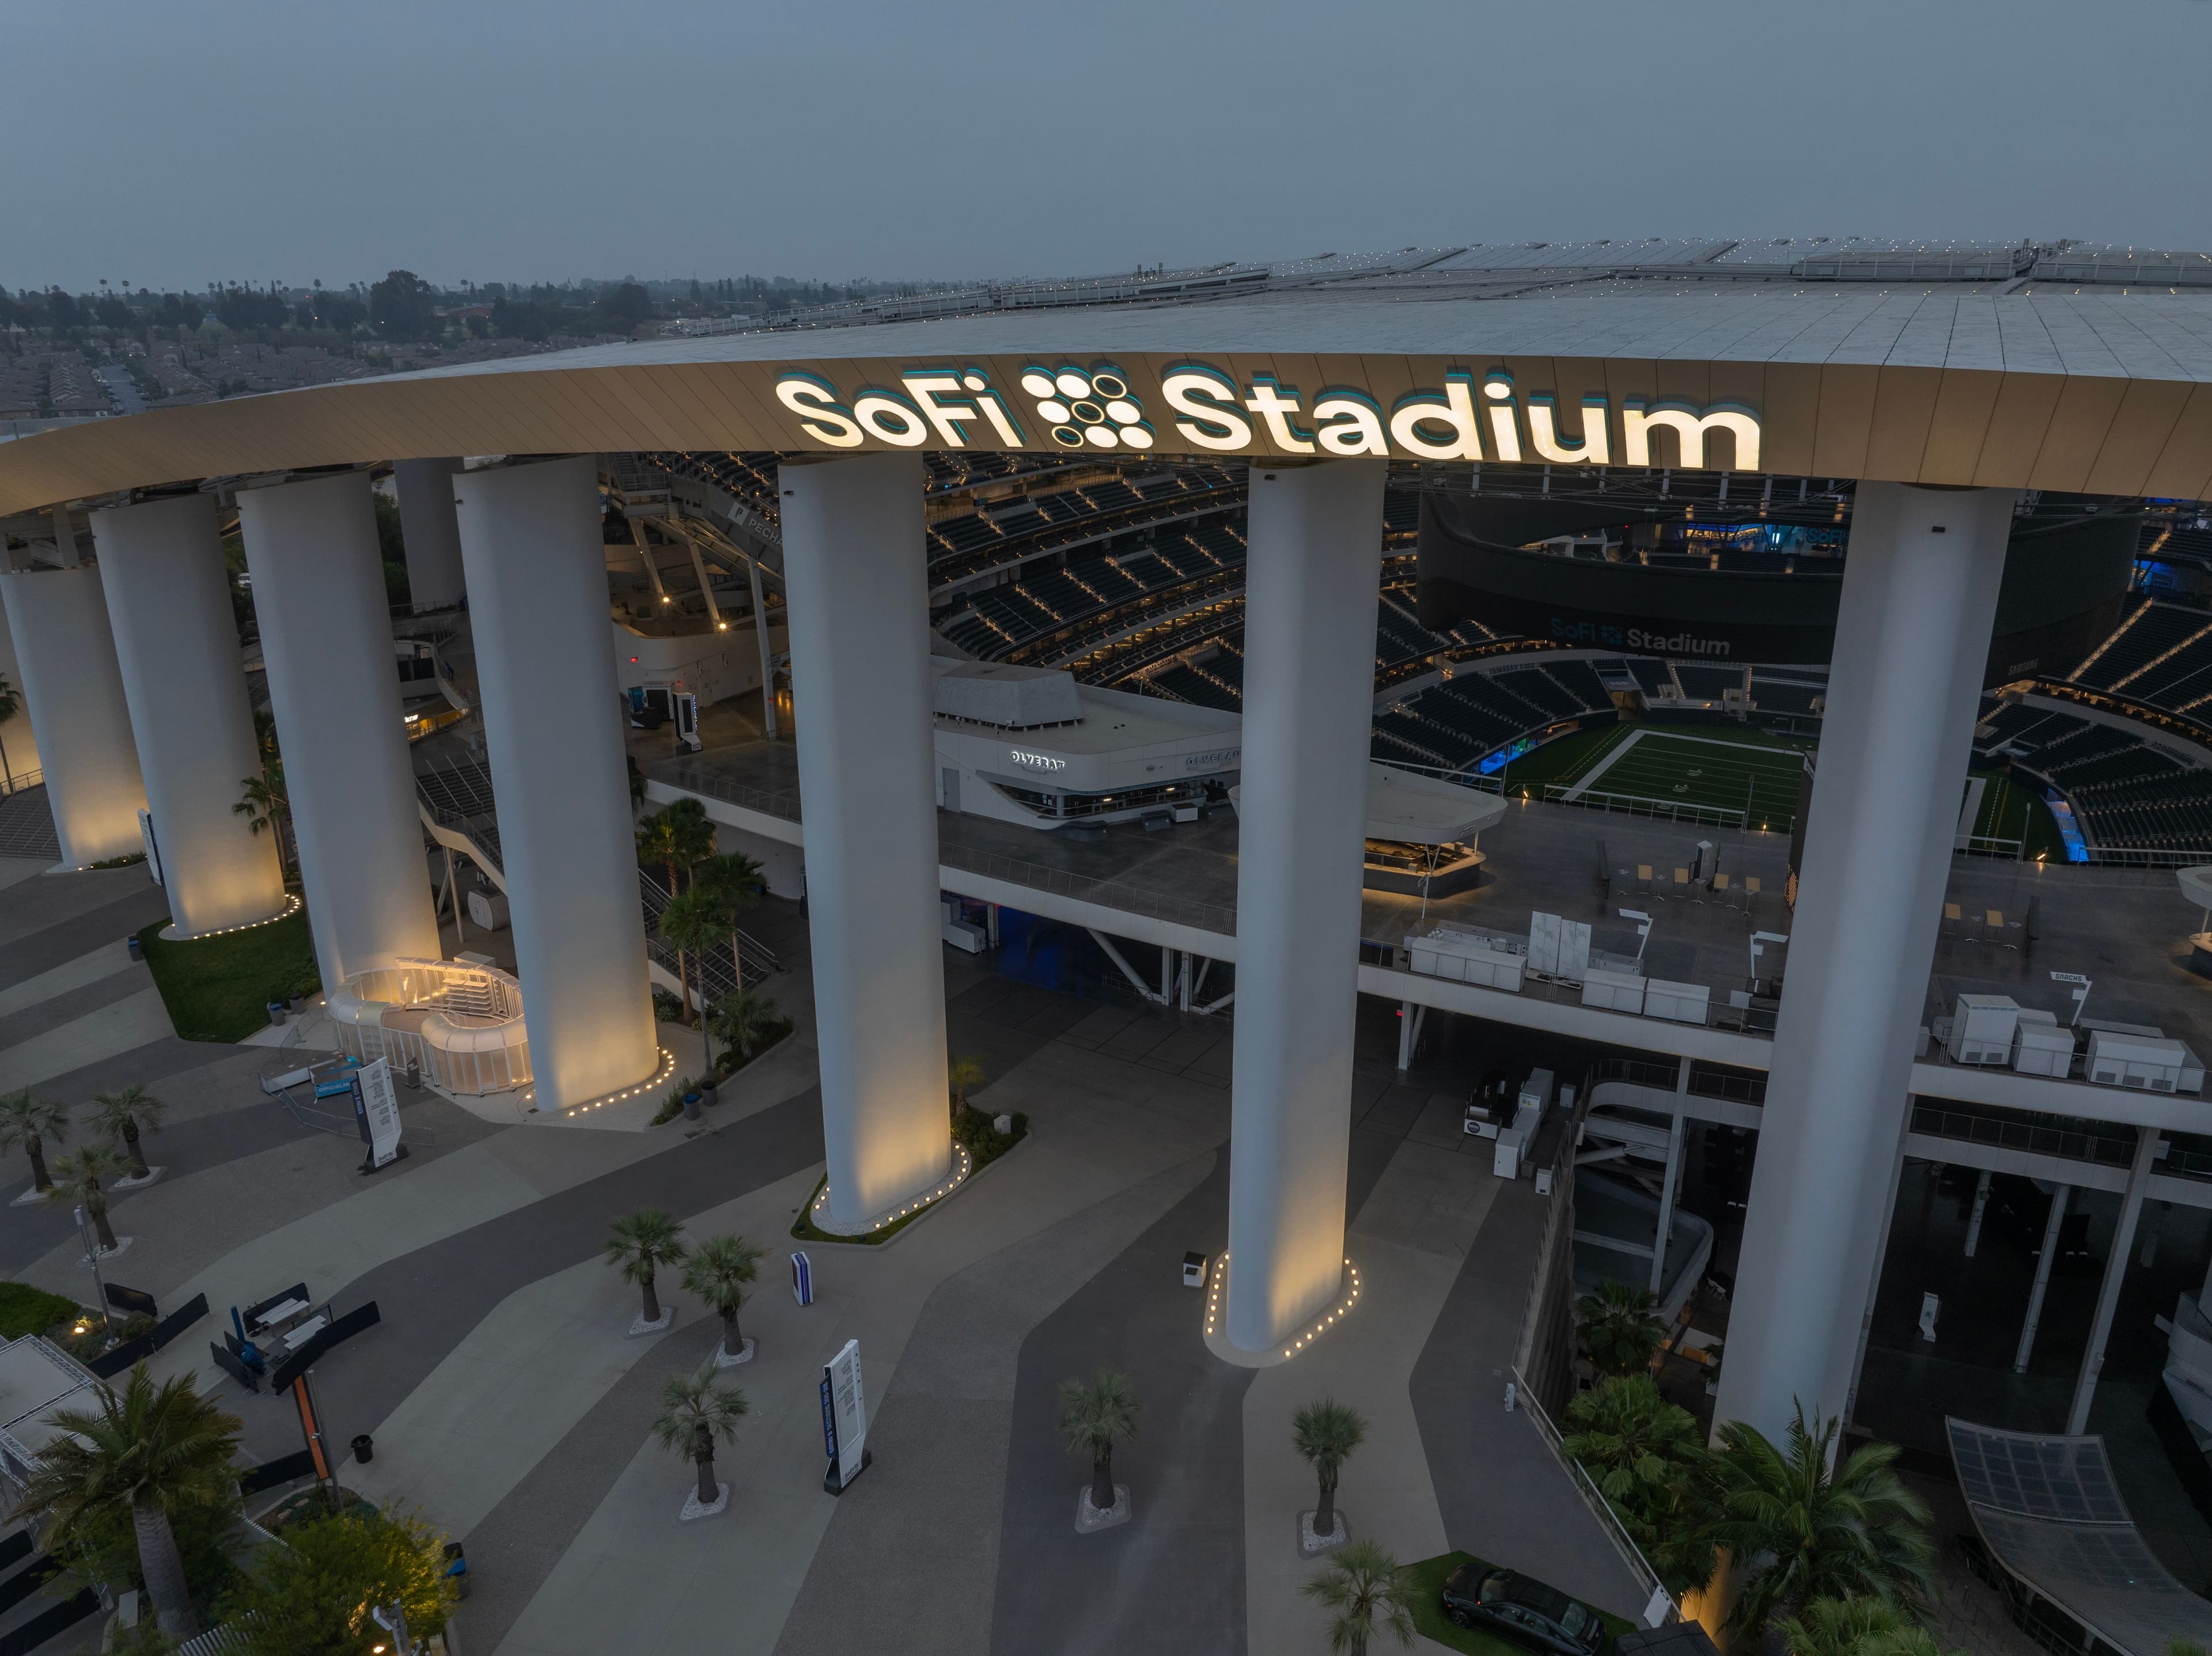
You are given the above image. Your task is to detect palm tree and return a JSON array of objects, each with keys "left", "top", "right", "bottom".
[
  {"left": 0, "top": 1089, "right": 69, "bottom": 1193},
  {"left": 708, "top": 989, "right": 782, "bottom": 1063},
  {"left": 1577, "top": 1278, "right": 1667, "bottom": 1377},
  {"left": 47, "top": 1145, "right": 127, "bottom": 1253},
  {"left": 680, "top": 1234, "right": 766, "bottom": 1362},
  {"left": 948, "top": 1055, "right": 986, "bottom": 1121},
  {"left": 650, "top": 1371, "right": 748, "bottom": 1508},
  {"left": 9, "top": 1365, "right": 243, "bottom": 1639},
  {"left": 1300, "top": 1539, "right": 1417, "bottom": 1656},
  {"left": 660, "top": 890, "right": 724, "bottom": 1066},
  {"left": 234, "top": 763, "right": 292, "bottom": 873},
  {"left": 1561, "top": 1374, "right": 1717, "bottom": 1595},
  {"left": 1777, "top": 1596, "right": 1925, "bottom": 1656},
  {"left": 636, "top": 798, "right": 716, "bottom": 898},
  {"left": 1058, "top": 1368, "right": 1141, "bottom": 1514},
  {"left": 1710, "top": 1408, "right": 1936, "bottom": 1646},
  {"left": 603, "top": 1207, "right": 687, "bottom": 1325},
  {"left": 1293, "top": 1398, "right": 1368, "bottom": 1538},
  {"left": 694, "top": 851, "right": 763, "bottom": 990},
  {"left": 90, "top": 1083, "right": 164, "bottom": 1179}
]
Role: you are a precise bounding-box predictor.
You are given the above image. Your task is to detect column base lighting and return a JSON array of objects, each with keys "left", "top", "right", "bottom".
[
  {"left": 809, "top": 1143, "right": 974, "bottom": 1238},
  {"left": 1201, "top": 1252, "right": 1362, "bottom": 1369},
  {"left": 524, "top": 1046, "right": 676, "bottom": 1117},
  {"left": 157, "top": 892, "right": 302, "bottom": 941}
]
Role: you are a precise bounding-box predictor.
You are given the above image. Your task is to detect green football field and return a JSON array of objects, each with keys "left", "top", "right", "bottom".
[{"left": 1552, "top": 726, "right": 1810, "bottom": 829}]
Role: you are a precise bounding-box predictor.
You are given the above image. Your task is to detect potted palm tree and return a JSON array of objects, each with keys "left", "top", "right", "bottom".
[
  {"left": 603, "top": 1207, "right": 687, "bottom": 1334},
  {"left": 0, "top": 1089, "right": 69, "bottom": 1198},
  {"left": 12, "top": 1365, "right": 243, "bottom": 1640},
  {"left": 1059, "top": 1367, "right": 1142, "bottom": 1530},
  {"left": 651, "top": 1371, "right": 748, "bottom": 1521},
  {"left": 1292, "top": 1397, "right": 1368, "bottom": 1551},
  {"left": 92, "top": 1083, "right": 165, "bottom": 1184},
  {"left": 47, "top": 1145, "right": 127, "bottom": 1255},
  {"left": 1300, "top": 1540, "right": 1417, "bottom": 1656},
  {"left": 1710, "top": 1408, "right": 1935, "bottom": 1647},
  {"left": 680, "top": 1234, "right": 766, "bottom": 1366}
]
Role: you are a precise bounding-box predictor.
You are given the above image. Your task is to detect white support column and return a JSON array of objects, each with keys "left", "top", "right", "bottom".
[
  {"left": 238, "top": 472, "right": 441, "bottom": 988},
  {"left": 0, "top": 595, "right": 44, "bottom": 789},
  {"left": 780, "top": 452, "right": 949, "bottom": 1229},
  {"left": 0, "top": 564, "right": 145, "bottom": 866},
  {"left": 1845, "top": 1113, "right": 1912, "bottom": 1425},
  {"left": 748, "top": 551, "right": 779, "bottom": 739},
  {"left": 1395, "top": 1001, "right": 1417, "bottom": 1071},
  {"left": 2017, "top": 1185, "right": 2071, "bottom": 1373},
  {"left": 89, "top": 494, "right": 286, "bottom": 933},
  {"left": 1965, "top": 1169, "right": 1994, "bottom": 1256},
  {"left": 453, "top": 458, "right": 657, "bottom": 1109},
  {"left": 2068, "top": 1130, "right": 2162, "bottom": 1433},
  {"left": 1718, "top": 482, "right": 2015, "bottom": 1437},
  {"left": 393, "top": 458, "right": 466, "bottom": 611},
  {"left": 1224, "top": 458, "right": 1386, "bottom": 1354}
]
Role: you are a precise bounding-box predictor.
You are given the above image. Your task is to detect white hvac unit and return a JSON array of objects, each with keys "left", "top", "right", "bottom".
[
  {"left": 1582, "top": 968, "right": 1647, "bottom": 1014},
  {"left": 466, "top": 889, "right": 510, "bottom": 931},
  {"left": 2086, "top": 1028, "right": 2190, "bottom": 1093},
  {"left": 1493, "top": 1069, "right": 1553, "bottom": 1181},
  {"left": 1948, "top": 994, "right": 2020, "bottom": 1066},
  {"left": 1643, "top": 979, "right": 1710, "bottom": 1026},
  {"left": 1527, "top": 912, "right": 1592, "bottom": 981},
  {"left": 2011, "top": 1011, "right": 2075, "bottom": 1078},
  {"left": 1406, "top": 927, "right": 1526, "bottom": 991}
]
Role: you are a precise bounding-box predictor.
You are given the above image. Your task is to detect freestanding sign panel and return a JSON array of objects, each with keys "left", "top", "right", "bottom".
[
  {"left": 350, "top": 1059, "right": 403, "bottom": 1170},
  {"left": 821, "top": 1337, "right": 869, "bottom": 1493}
]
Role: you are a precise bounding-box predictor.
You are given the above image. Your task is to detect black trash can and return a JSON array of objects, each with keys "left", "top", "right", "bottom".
[
  {"left": 682, "top": 1092, "right": 702, "bottom": 1122},
  {"left": 351, "top": 1433, "right": 374, "bottom": 1465},
  {"left": 126, "top": 936, "right": 143, "bottom": 962}
]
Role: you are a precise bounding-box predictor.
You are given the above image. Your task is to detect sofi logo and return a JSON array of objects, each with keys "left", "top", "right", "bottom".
[{"left": 774, "top": 365, "right": 1759, "bottom": 470}]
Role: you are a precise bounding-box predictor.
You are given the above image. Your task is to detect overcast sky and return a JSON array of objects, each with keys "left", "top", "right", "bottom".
[{"left": 9, "top": 0, "right": 2209, "bottom": 294}]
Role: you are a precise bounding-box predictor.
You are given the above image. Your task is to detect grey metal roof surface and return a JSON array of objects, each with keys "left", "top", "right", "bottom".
[
  {"left": 1946, "top": 1417, "right": 2212, "bottom": 1656},
  {"left": 391, "top": 289, "right": 2212, "bottom": 385}
]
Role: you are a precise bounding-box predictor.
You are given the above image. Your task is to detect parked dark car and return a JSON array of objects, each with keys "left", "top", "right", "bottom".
[{"left": 1440, "top": 1563, "right": 1613, "bottom": 1655}]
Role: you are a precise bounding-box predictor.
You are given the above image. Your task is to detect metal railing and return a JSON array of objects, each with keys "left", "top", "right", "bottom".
[
  {"left": 0, "top": 767, "right": 41, "bottom": 798},
  {"left": 1541, "top": 783, "right": 1748, "bottom": 829},
  {"left": 1370, "top": 755, "right": 1508, "bottom": 795},
  {"left": 1509, "top": 1368, "right": 1673, "bottom": 1623},
  {"left": 1910, "top": 1100, "right": 2138, "bottom": 1169},
  {"left": 654, "top": 760, "right": 802, "bottom": 824}
]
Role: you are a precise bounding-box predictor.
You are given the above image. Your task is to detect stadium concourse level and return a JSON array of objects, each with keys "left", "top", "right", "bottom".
[{"left": 641, "top": 448, "right": 2212, "bottom": 859}]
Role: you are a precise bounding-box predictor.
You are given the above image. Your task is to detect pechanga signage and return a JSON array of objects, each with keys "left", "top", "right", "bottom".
[{"left": 775, "top": 363, "right": 1759, "bottom": 469}]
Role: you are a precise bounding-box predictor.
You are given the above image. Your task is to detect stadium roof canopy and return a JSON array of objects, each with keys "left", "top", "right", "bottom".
[
  {"left": 6, "top": 236, "right": 2212, "bottom": 516},
  {"left": 1946, "top": 1416, "right": 2212, "bottom": 1656}
]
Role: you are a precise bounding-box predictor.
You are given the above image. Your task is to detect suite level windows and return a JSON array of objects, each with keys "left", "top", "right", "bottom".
[{"left": 774, "top": 365, "right": 1759, "bottom": 471}]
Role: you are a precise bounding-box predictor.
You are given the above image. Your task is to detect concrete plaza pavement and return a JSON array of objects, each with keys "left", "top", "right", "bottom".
[{"left": 0, "top": 847, "right": 1635, "bottom": 1655}]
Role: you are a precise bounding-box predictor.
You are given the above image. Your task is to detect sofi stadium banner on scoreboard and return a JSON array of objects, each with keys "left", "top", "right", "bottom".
[{"left": 770, "top": 362, "right": 1760, "bottom": 469}]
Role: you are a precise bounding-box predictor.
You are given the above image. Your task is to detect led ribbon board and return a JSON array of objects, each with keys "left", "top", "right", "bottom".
[{"left": 775, "top": 363, "right": 1759, "bottom": 468}]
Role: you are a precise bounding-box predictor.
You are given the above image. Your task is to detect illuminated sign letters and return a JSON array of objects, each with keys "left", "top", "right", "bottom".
[
  {"left": 1009, "top": 748, "right": 1067, "bottom": 771},
  {"left": 775, "top": 364, "right": 1759, "bottom": 470}
]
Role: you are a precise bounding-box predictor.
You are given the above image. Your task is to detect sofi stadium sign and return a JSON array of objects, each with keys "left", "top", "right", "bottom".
[{"left": 774, "top": 363, "right": 1759, "bottom": 470}]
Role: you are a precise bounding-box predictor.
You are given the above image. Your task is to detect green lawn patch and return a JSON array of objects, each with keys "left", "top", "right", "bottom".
[
  {"left": 137, "top": 908, "right": 320, "bottom": 1043},
  {"left": 1967, "top": 769, "right": 2067, "bottom": 862},
  {"left": 0, "top": 1281, "right": 84, "bottom": 1341},
  {"left": 1552, "top": 726, "right": 1809, "bottom": 828},
  {"left": 790, "top": 1108, "right": 1028, "bottom": 1245},
  {"left": 1404, "top": 1552, "right": 1636, "bottom": 1656},
  {"left": 1494, "top": 723, "right": 1636, "bottom": 793}
]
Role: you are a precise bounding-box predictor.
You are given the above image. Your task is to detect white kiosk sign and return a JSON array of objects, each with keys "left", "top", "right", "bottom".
[
  {"left": 350, "top": 1059, "right": 403, "bottom": 1170},
  {"left": 821, "top": 1338, "right": 869, "bottom": 1492}
]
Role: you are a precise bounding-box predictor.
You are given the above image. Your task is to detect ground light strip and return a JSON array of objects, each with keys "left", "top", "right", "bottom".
[
  {"left": 524, "top": 1046, "right": 676, "bottom": 1116},
  {"left": 812, "top": 1142, "right": 975, "bottom": 1234},
  {"left": 167, "top": 892, "right": 302, "bottom": 937},
  {"left": 1203, "top": 1252, "right": 1362, "bottom": 1358}
]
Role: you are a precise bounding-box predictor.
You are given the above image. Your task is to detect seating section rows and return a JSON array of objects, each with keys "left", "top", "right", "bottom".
[
  {"left": 1368, "top": 661, "right": 1616, "bottom": 771},
  {"left": 2069, "top": 598, "right": 2212, "bottom": 713},
  {"left": 1976, "top": 698, "right": 2212, "bottom": 854}
]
